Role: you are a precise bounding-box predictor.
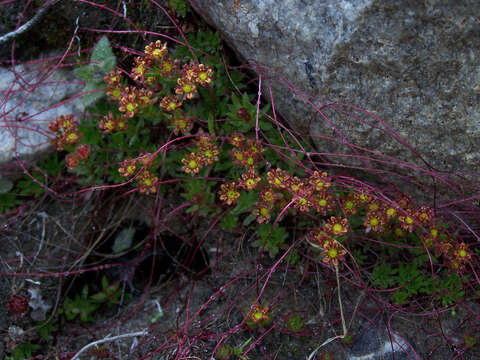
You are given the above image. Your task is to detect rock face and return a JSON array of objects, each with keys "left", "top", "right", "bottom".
[
  {"left": 189, "top": 0, "right": 480, "bottom": 199},
  {"left": 348, "top": 320, "right": 417, "bottom": 360},
  {"left": 0, "top": 59, "right": 84, "bottom": 177}
]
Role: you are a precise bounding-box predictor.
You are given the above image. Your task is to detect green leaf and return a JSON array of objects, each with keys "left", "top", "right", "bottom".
[
  {"left": 231, "top": 191, "right": 258, "bottom": 215},
  {"left": 438, "top": 273, "right": 464, "bottom": 307},
  {"left": 372, "top": 263, "right": 398, "bottom": 289},
  {"left": 12, "top": 343, "right": 41, "bottom": 359},
  {"left": 112, "top": 227, "right": 135, "bottom": 253},
  {"left": 39, "top": 152, "right": 63, "bottom": 176},
  {"left": 37, "top": 322, "right": 56, "bottom": 341},
  {"left": 90, "top": 292, "right": 107, "bottom": 303},
  {"left": 74, "top": 65, "right": 95, "bottom": 81},
  {"left": 16, "top": 175, "right": 44, "bottom": 197},
  {"left": 0, "top": 193, "right": 21, "bottom": 213},
  {"left": 0, "top": 177, "right": 13, "bottom": 194},
  {"left": 101, "top": 275, "right": 109, "bottom": 289},
  {"left": 81, "top": 284, "right": 89, "bottom": 298},
  {"left": 220, "top": 213, "right": 238, "bottom": 230},
  {"left": 151, "top": 311, "right": 164, "bottom": 323},
  {"left": 391, "top": 290, "right": 409, "bottom": 305},
  {"left": 186, "top": 204, "right": 199, "bottom": 213},
  {"left": 91, "top": 36, "right": 116, "bottom": 72},
  {"left": 207, "top": 114, "right": 215, "bottom": 136},
  {"left": 259, "top": 120, "right": 272, "bottom": 131},
  {"left": 255, "top": 224, "right": 288, "bottom": 257},
  {"left": 168, "top": 0, "right": 188, "bottom": 17},
  {"left": 242, "top": 213, "right": 256, "bottom": 226},
  {"left": 81, "top": 82, "right": 105, "bottom": 107}
]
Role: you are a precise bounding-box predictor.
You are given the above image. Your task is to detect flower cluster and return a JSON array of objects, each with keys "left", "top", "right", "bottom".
[
  {"left": 266, "top": 169, "right": 336, "bottom": 216},
  {"left": 104, "top": 70, "right": 123, "bottom": 101},
  {"left": 246, "top": 302, "right": 271, "bottom": 328},
  {"left": 218, "top": 181, "right": 240, "bottom": 205},
  {"left": 181, "top": 152, "right": 203, "bottom": 175},
  {"left": 48, "top": 114, "right": 82, "bottom": 150},
  {"left": 118, "top": 86, "right": 140, "bottom": 118},
  {"left": 430, "top": 230, "right": 473, "bottom": 273},
  {"left": 144, "top": 40, "right": 167, "bottom": 62},
  {"left": 65, "top": 144, "right": 90, "bottom": 169},
  {"left": 181, "top": 134, "right": 220, "bottom": 176},
  {"left": 325, "top": 216, "right": 349, "bottom": 236},
  {"left": 7, "top": 294, "right": 27, "bottom": 317},
  {"left": 266, "top": 168, "right": 290, "bottom": 189},
  {"left": 236, "top": 139, "right": 264, "bottom": 169},
  {"left": 195, "top": 134, "right": 219, "bottom": 165},
  {"left": 287, "top": 176, "right": 313, "bottom": 213},
  {"left": 98, "top": 113, "right": 128, "bottom": 133},
  {"left": 118, "top": 153, "right": 158, "bottom": 194},
  {"left": 104, "top": 41, "right": 212, "bottom": 128},
  {"left": 174, "top": 61, "right": 213, "bottom": 100},
  {"left": 160, "top": 95, "right": 183, "bottom": 112},
  {"left": 308, "top": 224, "right": 347, "bottom": 267},
  {"left": 117, "top": 86, "right": 155, "bottom": 118},
  {"left": 238, "top": 168, "right": 261, "bottom": 191},
  {"left": 170, "top": 113, "right": 194, "bottom": 135}
]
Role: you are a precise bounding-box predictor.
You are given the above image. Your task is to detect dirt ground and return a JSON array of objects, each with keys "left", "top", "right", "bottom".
[{"left": 1, "top": 192, "right": 479, "bottom": 360}]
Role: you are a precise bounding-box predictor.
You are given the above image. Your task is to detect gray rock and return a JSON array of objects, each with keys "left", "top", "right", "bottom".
[
  {"left": 189, "top": 0, "right": 480, "bottom": 200},
  {"left": 0, "top": 58, "right": 84, "bottom": 177},
  {"left": 348, "top": 320, "right": 419, "bottom": 360}
]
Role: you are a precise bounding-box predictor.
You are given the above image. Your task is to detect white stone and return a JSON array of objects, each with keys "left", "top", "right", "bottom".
[{"left": 0, "top": 58, "right": 84, "bottom": 173}]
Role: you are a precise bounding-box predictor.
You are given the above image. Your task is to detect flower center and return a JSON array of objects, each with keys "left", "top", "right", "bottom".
[
  {"left": 405, "top": 216, "right": 414, "bottom": 225},
  {"left": 126, "top": 103, "right": 135, "bottom": 112},
  {"left": 264, "top": 193, "right": 274, "bottom": 202},
  {"left": 328, "top": 248, "right": 338, "bottom": 259},
  {"left": 152, "top": 49, "right": 163, "bottom": 57},
  {"left": 177, "top": 120, "right": 186, "bottom": 129},
  {"left": 227, "top": 190, "right": 237, "bottom": 199},
  {"left": 370, "top": 218, "right": 379, "bottom": 226},
  {"left": 459, "top": 249, "right": 467, "bottom": 258},
  {"left": 369, "top": 203, "right": 379, "bottom": 211},
  {"left": 199, "top": 72, "right": 208, "bottom": 81},
  {"left": 188, "top": 160, "right": 197, "bottom": 169},
  {"left": 333, "top": 224, "right": 343, "bottom": 234},
  {"left": 260, "top": 208, "right": 269, "bottom": 217},
  {"left": 316, "top": 181, "right": 325, "bottom": 189},
  {"left": 318, "top": 199, "right": 327, "bottom": 207},
  {"left": 162, "top": 62, "right": 172, "bottom": 72},
  {"left": 183, "top": 84, "right": 192, "bottom": 93},
  {"left": 253, "top": 311, "right": 263, "bottom": 321}
]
